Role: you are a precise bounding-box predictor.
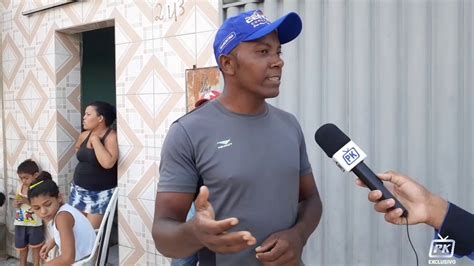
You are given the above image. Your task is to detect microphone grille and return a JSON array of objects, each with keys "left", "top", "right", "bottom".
[{"left": 315, "top": 123, "right": 351, "bottom": 158}]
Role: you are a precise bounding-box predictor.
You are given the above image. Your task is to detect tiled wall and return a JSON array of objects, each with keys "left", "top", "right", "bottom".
[
  {"left": 1, "top": 0, "right": 219, "bottom": 264},
  {"left": 0, "top": 0, "right": 4, "bottom": 255}
]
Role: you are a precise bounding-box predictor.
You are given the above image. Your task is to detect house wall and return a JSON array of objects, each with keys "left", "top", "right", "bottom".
[{"left": 1, "top": 1, "right": 219, "bottom": 264}]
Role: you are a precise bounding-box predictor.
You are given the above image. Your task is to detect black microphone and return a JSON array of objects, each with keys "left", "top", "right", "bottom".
[{"left": 315, "top": 123, "right": 407, "bottom": 217}]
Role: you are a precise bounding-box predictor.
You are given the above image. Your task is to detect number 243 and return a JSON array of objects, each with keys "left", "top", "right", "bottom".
[{"left": 155, "top": 0, "right": 185, "bottom": 22}]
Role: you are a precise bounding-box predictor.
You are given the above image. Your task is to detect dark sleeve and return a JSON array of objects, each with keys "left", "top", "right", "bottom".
[
  {"left": 438, "top": 203, "right": 474, "bottom": 256},
  {"left": 157, "top": 122, "right": 199, "bottom": 194}
]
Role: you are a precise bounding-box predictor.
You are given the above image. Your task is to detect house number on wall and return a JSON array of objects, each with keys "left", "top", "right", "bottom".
[{"left": 155, "top": 0, "right": 185, "bottom": 22}]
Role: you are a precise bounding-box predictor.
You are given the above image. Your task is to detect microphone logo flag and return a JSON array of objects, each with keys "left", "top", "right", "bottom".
[
  {"left": 343, "top": 147, "right": 360, "bottom": 165},
  {"left": 331, "top": 141, "right": 367, "bottom": 172}
]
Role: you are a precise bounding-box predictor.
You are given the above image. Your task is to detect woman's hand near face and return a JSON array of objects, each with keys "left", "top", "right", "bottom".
[
  {"left": 92, "top": 130, "right": 119, "bottom": 169},
  {"left": 89, "top": 134, "right": 101, "bottom": 148}
]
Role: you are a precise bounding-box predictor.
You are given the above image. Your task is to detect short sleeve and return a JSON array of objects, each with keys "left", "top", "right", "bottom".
[
  {"left": 291, "top": 115, "right": 312, "bottom": 177},
  {"left": 157, "top": 122, "right": 199, "bottom": 194}
]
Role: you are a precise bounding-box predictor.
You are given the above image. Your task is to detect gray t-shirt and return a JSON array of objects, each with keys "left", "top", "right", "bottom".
[{"left": 158, "top": 100, "right": 312, "bottom": 266}]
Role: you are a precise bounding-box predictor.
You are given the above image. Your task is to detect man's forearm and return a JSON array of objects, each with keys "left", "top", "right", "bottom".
[
  {"left": 294, "top": 193, "right": 323, "bottom": 245},
  {"left": 152, "top": 217, "right": 204, "bottom": 258}
]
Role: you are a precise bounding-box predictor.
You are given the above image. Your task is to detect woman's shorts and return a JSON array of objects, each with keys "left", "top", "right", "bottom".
[
  {"left": 69, "top": 183, "right": 114, "bottom": 215},
  {"left": 15, "top": 226, "right": 44, "bottom": 249}
]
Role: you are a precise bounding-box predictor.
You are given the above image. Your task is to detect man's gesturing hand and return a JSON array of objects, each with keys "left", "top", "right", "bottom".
[
  {"left": 255, "top": 228, "right": 304, "bottom": 266},
  {"left": 192, "top": 186, "right": 257, "bottom": 254}
]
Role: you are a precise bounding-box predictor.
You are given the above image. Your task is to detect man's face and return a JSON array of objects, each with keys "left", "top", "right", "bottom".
[{"left": 230, "top": 31, "right": 284, "bottom": 99}]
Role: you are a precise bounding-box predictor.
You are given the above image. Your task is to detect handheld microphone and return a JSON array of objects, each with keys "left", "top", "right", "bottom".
[{"left": 315, "top": 123, "right": 408, "bottom": 217}]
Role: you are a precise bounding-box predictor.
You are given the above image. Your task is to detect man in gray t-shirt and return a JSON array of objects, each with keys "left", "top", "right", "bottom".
[{"left": 153, "top": 9, "right": 323, "bottom": 266}]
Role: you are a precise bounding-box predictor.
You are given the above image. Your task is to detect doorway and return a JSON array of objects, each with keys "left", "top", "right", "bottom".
[
  {"left": 81, "top": 27, "right": 116, "bottom": 113},
  {"left": 80, "top": 26, "right": 118, "bottom": 264}
]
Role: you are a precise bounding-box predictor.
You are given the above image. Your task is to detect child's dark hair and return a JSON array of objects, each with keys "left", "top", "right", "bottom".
[
  {"left": 88, "top": 101, "right": 116, "bottom": 127},
  {"left": 17, "top": 159, "right": 39, "bottom": 175},
  {"left": 27, "top": 171, "right": 59, "bottom": 201}
]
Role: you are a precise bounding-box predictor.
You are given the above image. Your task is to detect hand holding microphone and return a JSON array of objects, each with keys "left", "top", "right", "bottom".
[
  {"left": 356, "top": 171, "right": 449, "bottom": 228},
  {"left": 315, "top": 123, "right": 408, "bottom": 217}
]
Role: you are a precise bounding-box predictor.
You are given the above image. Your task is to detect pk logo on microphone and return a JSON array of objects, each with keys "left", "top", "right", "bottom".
[
  {"left": 343, "top": 148, "right": 360, "bottom": 165},
  {"left": 332, "top": 141, "right": 367, "bottom": 172}
]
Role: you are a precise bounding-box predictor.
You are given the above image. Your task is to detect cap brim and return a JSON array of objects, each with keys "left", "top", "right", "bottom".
[{"left": 243, "top": 12, "right": 302, "bottom": 44}]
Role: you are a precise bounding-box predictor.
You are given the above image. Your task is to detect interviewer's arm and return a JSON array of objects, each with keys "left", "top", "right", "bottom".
[{"left": 438, "top": 203, "right": 474, "bottom": 257}]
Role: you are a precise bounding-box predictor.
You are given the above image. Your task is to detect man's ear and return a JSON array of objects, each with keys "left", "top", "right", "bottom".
[
  {"left": 219, "top": 54, "right": 236, "bottom": 76},
  {"left": 33, "top": 172, "right": 40, "bottom": 179}
]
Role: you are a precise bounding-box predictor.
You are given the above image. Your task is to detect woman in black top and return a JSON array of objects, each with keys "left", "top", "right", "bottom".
[{"left": 70, "top": 101, "right": 118, "bottom": 229}]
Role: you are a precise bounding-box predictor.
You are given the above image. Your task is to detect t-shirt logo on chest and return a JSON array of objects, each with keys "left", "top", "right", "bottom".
[{"left": 217, "top": 139, "right": 232, "bottom": 149}]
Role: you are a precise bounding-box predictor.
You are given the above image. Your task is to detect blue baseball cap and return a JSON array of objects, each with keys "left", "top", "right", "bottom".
[{"left": 213, "top": 10, "right": 302, "bottom": 66}]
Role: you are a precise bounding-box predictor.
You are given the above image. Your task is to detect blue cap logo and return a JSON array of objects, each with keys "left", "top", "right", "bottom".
[
  {"left": 244, "top": 10, "right": 270, "bottom": 27},
  {"left": 218, "top": 32, "right": 236, "bottom": 52}
]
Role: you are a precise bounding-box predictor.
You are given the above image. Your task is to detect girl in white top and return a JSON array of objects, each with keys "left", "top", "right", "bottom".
[{"left": 28, "top": 171, "right": 96, "bottom": 264}]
